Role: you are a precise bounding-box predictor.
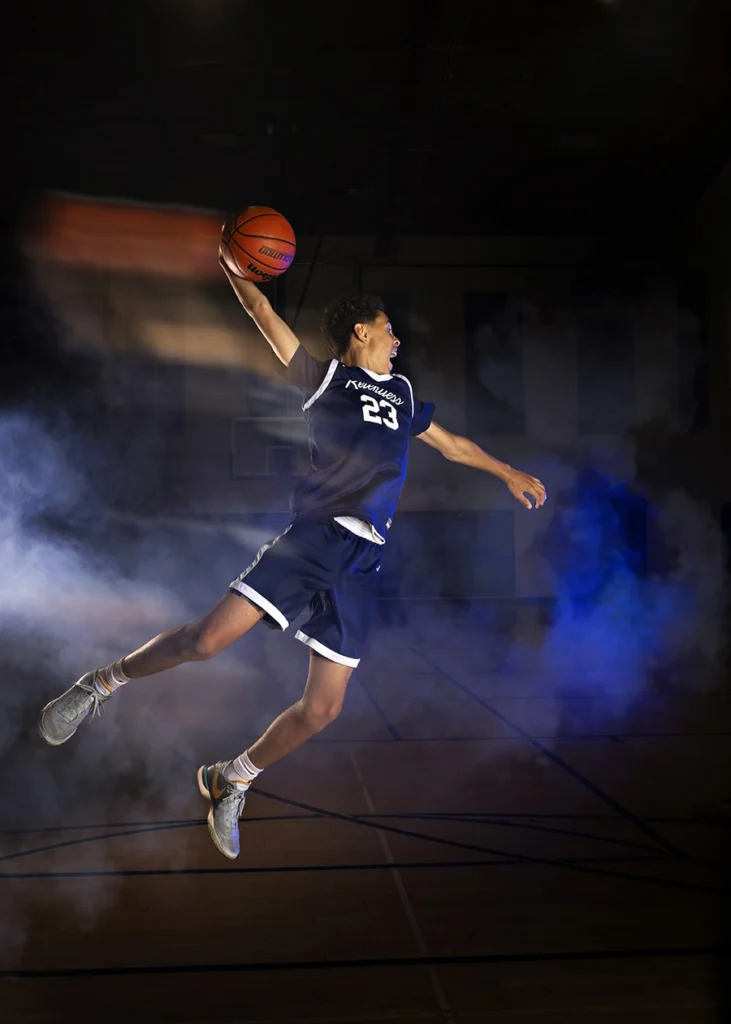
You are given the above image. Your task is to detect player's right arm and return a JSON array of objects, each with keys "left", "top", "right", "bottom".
[{"left": 220, "top": 251, "right": 300, "bottom": 366}]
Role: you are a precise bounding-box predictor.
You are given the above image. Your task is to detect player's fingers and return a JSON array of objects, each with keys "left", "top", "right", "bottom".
[{"left": 510, "top": 486, "right": 526, "bottom": 508}]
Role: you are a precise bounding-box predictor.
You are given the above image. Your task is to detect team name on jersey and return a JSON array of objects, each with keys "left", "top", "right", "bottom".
[{"left": 345, "top": 379, "right": 404, "bottom": 405}]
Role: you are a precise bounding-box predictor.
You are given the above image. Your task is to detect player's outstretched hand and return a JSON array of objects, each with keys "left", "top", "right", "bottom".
[{"left": 505, "top": 469, "right": 546, "bottom": 509}]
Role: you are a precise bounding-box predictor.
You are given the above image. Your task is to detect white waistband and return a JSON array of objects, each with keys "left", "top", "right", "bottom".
[{"left": 334, "top": 516, "right": 386, "bottom": 545}]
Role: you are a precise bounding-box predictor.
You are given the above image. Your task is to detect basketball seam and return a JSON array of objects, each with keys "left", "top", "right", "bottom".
[
  {"left": 233, "top": 231, "right": 296, "bottom": 247},
  {"left": 232, "top": 213, "right": 286, "bottom": 229}
]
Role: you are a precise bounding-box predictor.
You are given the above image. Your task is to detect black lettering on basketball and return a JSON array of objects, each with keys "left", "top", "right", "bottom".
[
  {"left": 247, "top": 263, "right": 274, "bottom": 281},
  {"left": 258, "top": 245, "right": 292, "bottom": 263}
]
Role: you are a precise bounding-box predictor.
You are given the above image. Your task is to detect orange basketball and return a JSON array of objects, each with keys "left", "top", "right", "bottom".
[{"left": 221, "top": 206, "right": 296, "bottom": 283}]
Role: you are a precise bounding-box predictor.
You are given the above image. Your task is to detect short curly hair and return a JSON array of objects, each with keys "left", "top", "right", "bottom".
[{"left": 322, "top": 294, "right": 385, "bottom": 358}]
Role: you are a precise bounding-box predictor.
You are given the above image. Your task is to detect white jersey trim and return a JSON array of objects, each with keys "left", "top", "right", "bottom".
[
  {"left": 392, "top": 373, "right": 414, "bottom": 417},
  {"left": 362, "top": 368, "right": 393, "bottom": 381},
  {"left": 295, "top": 630, "right": 360, "bottom": 667},
  {"left": 303, "top": 359, "right": 339, "bottom": 411},
  {"left": 334, "top": 516, "right": 386, "bottom": 545}
]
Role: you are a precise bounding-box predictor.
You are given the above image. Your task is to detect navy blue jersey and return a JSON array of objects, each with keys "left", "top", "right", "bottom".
[{"left": 282, "top": 347, "right": 434, "bottom": 537}]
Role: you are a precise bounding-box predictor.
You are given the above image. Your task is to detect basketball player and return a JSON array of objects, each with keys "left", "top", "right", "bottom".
[{"left": 39, "top": 247, "right": 546, "bottom": 860}]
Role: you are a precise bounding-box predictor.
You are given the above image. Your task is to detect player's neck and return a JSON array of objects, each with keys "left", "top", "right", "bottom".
[{"left": 341, "top": 353, "right": 391, "bottom": 376}]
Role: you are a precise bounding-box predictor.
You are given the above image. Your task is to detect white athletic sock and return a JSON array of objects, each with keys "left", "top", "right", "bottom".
[
  {"left": 94, "top": 659, "right": 130, "bottom": 695},
  {"left": 223, "top": 750, "right": 262, "bottom": 786}
]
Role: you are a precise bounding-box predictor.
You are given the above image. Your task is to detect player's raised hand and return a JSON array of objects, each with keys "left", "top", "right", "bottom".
[{"left": 505, "top": 469, "right": 546, "bottom": 509}]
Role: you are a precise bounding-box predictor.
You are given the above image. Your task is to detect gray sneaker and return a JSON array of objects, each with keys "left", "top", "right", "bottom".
[
  {"left": 39, "top": 671, "right": 114, "bottom": 746},
  {"left": 197, "top": 762, "right": 248, "bottom": 859}
]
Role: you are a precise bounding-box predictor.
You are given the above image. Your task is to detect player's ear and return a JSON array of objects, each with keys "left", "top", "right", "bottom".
[{"left": 353, "top": 322, "right": 368, "bottom": 344}]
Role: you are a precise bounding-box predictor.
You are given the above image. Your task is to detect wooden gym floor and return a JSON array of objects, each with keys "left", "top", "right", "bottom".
[{"left": 0, "top": 605, "right": 726, "bottom": 1022}]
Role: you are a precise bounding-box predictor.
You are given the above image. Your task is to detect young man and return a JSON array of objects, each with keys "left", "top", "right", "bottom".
[{"left": 39, "top": 247, "right": 546, "bottom": 860}]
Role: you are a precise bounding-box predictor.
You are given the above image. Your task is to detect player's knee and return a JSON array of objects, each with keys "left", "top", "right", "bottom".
[
  {"left": 299, "top": 697, "right": 343, "bottom": 732},
  {"left": 180, "top": 624, "right": 223, "bottom": 661}
]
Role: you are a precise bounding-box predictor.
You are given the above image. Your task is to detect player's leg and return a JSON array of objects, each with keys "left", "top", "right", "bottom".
[
  {"left": 39, "top": 592, "right": 264, "bottom": 747},
  {"left": 201, "top": 526, "right": 380, "bottom": 859},
  {"left": 250, "top": 650, "right": 352, "bottom": 766},
  {"left": 39, "top": 520, "right": 343, "bottom": 750},
  {"left": 122, "top": 592, "right": 263, "bottom": 679},
  {"left": 198, "top": 651, "right": 352, "bottom": 858}
]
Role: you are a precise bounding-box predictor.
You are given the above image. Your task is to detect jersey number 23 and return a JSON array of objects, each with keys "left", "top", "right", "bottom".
[{"left": 360, "top": 394, "right": 399, "bottom": 431}]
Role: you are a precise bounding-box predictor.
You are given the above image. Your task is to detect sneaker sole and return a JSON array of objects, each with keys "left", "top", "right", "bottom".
[
  {"left": 196, "top": 765, "right": 238, "bottom": 861},
  {"left": 196, "top": 765, "right": 211, "bottom": 802}
]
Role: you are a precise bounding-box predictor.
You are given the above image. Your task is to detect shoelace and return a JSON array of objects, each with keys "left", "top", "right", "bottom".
[
  {"left": 220, "top": 789, "right": 247, "bottom": 833},
  {"left": 75, "top": 680, "right": 111, "bottom": 719}
]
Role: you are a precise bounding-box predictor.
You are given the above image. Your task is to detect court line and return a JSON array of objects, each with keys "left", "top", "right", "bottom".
[
  {"left": 1, "top": 944, "right": 719, "bottom": 980},
  {"left": 0, "top": 823, "right": 200, "bottom": 864},
  {"left": 0, "top": 812, "right": 676, "bottom": 878},
  {"left": 356, "top": 677, "right": 402, "bottom": 740},
  {"left": 0, "top": 794, "right": 721, "bottom": 889},
  {"left": 412, "top": 648, "right": 694, "bottom": 863},
  {"left": 255, "top": 789, "right": 719, "bottom": 892},
  {"left": 132, "top": 1005, "right": 715, "bottom": 1024},
  {"left": 2, "top": 811, "right": 721, "bottom": 835},
  {"left": 259, "top": 731, "right": 731, "bottom": 742},
  {"left": 0, "top": 854, "right": 671, "bottom": 881},
  {"left": 0, "top": 811, "right": 664, "bottom": 861},
  {"left": 0, "top": 799, "right": 715, "bottom": 892},
  {"left": 349, "top": 753, "right": 455, "bottom": 1023}
]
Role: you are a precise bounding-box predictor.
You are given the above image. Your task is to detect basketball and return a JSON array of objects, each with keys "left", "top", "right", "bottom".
[{"left": 221, "top": 206, "right": 296, "bottom": 283}]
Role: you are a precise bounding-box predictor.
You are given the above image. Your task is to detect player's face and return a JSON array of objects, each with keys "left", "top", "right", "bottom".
[{"left": 372, "top": 311, "right": 400, "bottom": 371}]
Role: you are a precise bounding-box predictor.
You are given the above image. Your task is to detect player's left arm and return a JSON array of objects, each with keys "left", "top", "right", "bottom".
[{"left": 416, "top": 421, "right": 546, "bottom": 510}]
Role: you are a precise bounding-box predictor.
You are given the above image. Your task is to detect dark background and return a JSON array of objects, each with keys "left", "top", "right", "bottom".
[
  {"left": 1, "top": 1, "right": 730, "bottom": 1020},
  {"left": 2, "top": 0, "right": 731, "bottom": 235}
]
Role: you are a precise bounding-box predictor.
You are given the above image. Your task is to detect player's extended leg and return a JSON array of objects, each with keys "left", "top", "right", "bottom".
[
  {"left": 39, "top": 593, "right": 263, "bottom": 747},
  {"left": 198, "top": 650, "right": 352, "bottom": 858}
]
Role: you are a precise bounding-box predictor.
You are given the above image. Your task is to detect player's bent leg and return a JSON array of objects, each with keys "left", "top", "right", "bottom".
[
  {"left": 200, "top": 651, "right": 353, "bottom": 859},
  {"left": 39, "top": 592, "right": 264, "bottom": 747},
  {"left": 249, "top": 651, "right": 352, "bottom": 768}
]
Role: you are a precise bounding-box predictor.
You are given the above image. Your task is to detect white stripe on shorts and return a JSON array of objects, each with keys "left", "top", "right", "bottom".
[
  {"left": 229, "top": 525, "right": 292, "bottom": 630},
  {"left": 334, "top": 516, "right": 385, "bottom": 545},
  {"left": 295, "top": 630, "right": 360, "bottom": 668},
  {"left": 230, "top": 581, "right": 289, "bottom": 631}
]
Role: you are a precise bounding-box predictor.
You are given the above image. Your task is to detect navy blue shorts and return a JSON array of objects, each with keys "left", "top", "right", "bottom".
[{"left": 229, "top": 519, "right": 382, "bottom": 667}]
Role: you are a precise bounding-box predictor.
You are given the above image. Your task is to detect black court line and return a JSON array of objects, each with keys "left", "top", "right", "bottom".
[
  {"left": 0, "top": 822, "right": 200, "bottom": 864},
  {"left": 0, "top": 854, "right": 670, "bottom": 881},
  {"left": 402, "top": 693, "right": 731, "bottom": 703},
  {"left": 255, "top": 789, "right": 719, "bottom": 893},
  {"left": 2, "top": 811, "right": 723, "bottom": 835},
  {"left": 1, "top": 945, "right": 718, "bottom": 980},
  {"left": 0, "top": 814, "right": 670, "bottom": 880},
  {"left": 0, "top": 804, "right": 721, "bottom": 877},
  {"left": 0, "top": 795, "right": 716, "bottom": 892},
  {"left": 437, "top": 815, "right": 661, "bottom": 854},
  {"left": 357, "top": 677, "right": 402, "bottom": 740},
  {"left": 307, "top": 731, "right": 731, "bottom": 741},
  {"left": 0, "top": 812, "right": 674, "bottom": 856},
  {"left": 414, "top": 648, "right": 694, "bottom": 863}
]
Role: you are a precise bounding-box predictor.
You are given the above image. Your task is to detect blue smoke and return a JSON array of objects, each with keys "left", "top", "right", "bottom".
[{"left": 534, "top": 465, "right": 712, "bottom": 723}]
